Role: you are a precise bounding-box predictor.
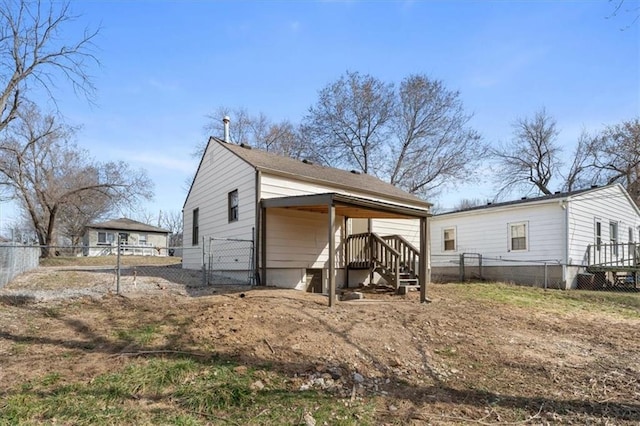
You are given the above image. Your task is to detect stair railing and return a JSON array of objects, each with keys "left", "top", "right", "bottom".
[{"left": 381, "top": 234, "right": 420, "bottom": 277}]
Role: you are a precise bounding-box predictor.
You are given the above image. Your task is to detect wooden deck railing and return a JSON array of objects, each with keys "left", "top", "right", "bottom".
[
  {"left": 587, "top": 243, "right": 640, "bottom": 270},
  {"left": 346, "top": 232, "right": 422, "bottom": 287},
  {"left": 381, "top": 234, "right": 420, "bottom": 276}
]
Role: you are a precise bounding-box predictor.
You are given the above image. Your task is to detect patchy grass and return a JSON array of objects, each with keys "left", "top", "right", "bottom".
[
  {"left": 0, "top": 358, "right": 374, "bottom": 425},
  {"left": 453, "top": 282, "right": 640, "bottom": 318},
  {"left": 40, "top": 255, "right": 181, "bottom": 268}
]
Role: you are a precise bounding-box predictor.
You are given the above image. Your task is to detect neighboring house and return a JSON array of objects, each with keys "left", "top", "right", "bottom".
[
  {"left": 182, "top": 135, "right": 432, "bottom": 304},
  {"left": 83, "top": 218, "right": 170, "bottom": 257},
  {"left": 430, "top": 183, "right": 640, "bottom": 289}
]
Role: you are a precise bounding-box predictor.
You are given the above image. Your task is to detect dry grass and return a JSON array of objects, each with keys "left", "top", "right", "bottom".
[{"left": 1, "top": 271, "right": 639, "bottom": 425}]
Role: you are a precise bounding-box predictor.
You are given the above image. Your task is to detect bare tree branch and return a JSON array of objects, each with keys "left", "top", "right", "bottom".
[
  {"left": 0, "top": 0, "right": 99, "bottom": 134},
  {"left": 492, "top": 108, "right": 561, "bottom": 197},
  {"left": 0, "top": 104, "right": 153, "bottom": 256}
]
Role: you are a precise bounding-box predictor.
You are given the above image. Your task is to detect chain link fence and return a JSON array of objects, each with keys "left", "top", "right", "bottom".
[
  {"left": 204, "top": 236, "right": 255, "bottom": 285},
  {"left": 0, "top": 243, "right": 40, "bottom": 288}
]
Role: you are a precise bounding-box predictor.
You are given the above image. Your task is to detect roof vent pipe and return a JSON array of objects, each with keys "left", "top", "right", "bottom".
[{"left": 223, "top": 116, "right": 230, "bottom": 142}]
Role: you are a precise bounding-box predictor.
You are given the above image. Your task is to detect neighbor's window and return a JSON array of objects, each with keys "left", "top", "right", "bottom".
[
  {"left": 629, "top": 227, "right": 634, "bottom": 243},
  {"left": 443, "top": 228, "right": 456, "bottom": 251},
  {"left": 228, "top": 189, "right": 239, "bottom": 222},
  {"left": 595, "top": 220, "right": 602, "bottom": 251},
  {"left": 192, "top": 208, "right": 199, "bottom": 246},
  {"left": 97, "top": 232, "right": 114, "bottom": 245},
  {"left": 509, "top": 222, "right": 527, "bottom": 251},
  {"left": 139, "top": 234, "right": 148, "bottom": 245},
  {"left": 610, "top": 221, "right": 618, "bottom": 255}
]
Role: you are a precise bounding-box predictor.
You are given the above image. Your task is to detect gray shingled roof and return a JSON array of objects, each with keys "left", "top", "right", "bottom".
[
  {"left": 436, "top": 185, "right": 614, "bottom": 216},
  {"left": 87, "top": 218, "right": 170, "bottom": 233},
  {"left": 216, "top": 138, "right": 431, "bottom": 207}
]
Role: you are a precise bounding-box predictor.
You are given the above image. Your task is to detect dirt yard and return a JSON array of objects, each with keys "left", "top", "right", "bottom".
[{"left": 1, "top": 264, "right": 639, "bottom": 424}]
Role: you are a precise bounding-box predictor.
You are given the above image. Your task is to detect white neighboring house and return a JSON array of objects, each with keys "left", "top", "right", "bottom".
[
  {"left": 430, "top": 183, "right": 640, "bottom": 289},
  {"left": 83, "top": 218, "right": 170, "bottom": 257},
  {"left": 182, "top": 135, "right": 432, "bottom": 303}
]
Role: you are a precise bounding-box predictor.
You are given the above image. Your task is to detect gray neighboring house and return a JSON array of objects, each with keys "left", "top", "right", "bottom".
[{"left": 83, "top": 218, "right": 170, "bottom": 256}]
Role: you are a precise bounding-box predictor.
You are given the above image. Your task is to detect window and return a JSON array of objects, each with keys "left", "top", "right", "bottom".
[
  {"left": 595, "top": 220, "right": 602, "bottom": 251},
  {"left": 139, "top": 234, "right": 148, "bottom": 246},
  {"left": 610, "top": 221, "right": 618, "bottom": 256},
  {"left": 630, "top": 227, "right": 634, "bottom": 244},
  {"left": 509, "top": 222, "right": 527, "bottom": 251},
  {"left": 97, "top": 232, "right": 114, "bottom": 245},
  {"left": 443, "top": 228, "right": 456, "bottom": 251},
  {"left": 228, "top": 189, "right": 239, "bottom": 222},
  {"left": 192, "top": 208, "right": 199, "bottom": 245}
]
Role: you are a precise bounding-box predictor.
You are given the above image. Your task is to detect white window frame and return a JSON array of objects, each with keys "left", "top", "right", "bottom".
[
  {"left": 594, "top": 218, "right": 602, "bottom": 251},
  {"left": 443, "top": 227, "right": 456, "bottom": 252},
  {"left": 97, "top": 231, "right": 114, "bottom": 245},
  {"left": 610, "top": 221, "right": 618, "bottom": 256},
  {"left": 139, "top": 234, "right": 148, "bottom": 246},
  {"left": 508, "top": 221, "right": 528, "bottom": 252}
]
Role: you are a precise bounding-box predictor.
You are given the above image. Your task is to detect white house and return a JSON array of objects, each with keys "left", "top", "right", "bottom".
[
  {"left": 430, "top": 184, "right": 640, "bottom": 289},
  {"left": 182, "top": 134, "right": 432, "bottom": 304}
]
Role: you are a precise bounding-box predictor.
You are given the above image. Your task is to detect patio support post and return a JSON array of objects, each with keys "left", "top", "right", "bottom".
[
  {"left": 328, "top": 201, "right": 336, "bottom": 307},
  {"left": 261, "top": 205, "right": 267, "bottom": 287},
  {"left": 419, "top": 216, "right": 429, "bottom": 303}
]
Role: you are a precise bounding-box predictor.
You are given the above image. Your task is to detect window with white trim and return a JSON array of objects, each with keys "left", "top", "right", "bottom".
[
  {"left": 97, "top": 232, "right": 114, "bottom": 245},
  {"left": 595, "top": 219, "right": 602, "bottom": 251},
  {"left": 508, "top": 222, "right": 528, "bottom": 251},
  {"left": 610, "top": 221, "right": 618, "bottom": 255},
  {"left": 443, "top": 227, "right": 456, "bottom": 252}
]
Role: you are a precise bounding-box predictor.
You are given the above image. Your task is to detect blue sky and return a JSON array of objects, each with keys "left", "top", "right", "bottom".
[{"left": 2, "top": 0, "right": 639, "bottom": 233}]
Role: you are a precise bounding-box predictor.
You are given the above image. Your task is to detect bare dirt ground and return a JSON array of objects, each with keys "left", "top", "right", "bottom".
[{"left": 1, "top": 265, "right": 639, "bottom": 425}]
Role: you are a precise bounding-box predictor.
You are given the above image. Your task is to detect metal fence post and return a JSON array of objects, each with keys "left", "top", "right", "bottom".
[
  {"left": 479, "top": 254, "right": 483, "bottom": 281},
  {"left": 116, "top": 235, "right": 121, "bottom": 294},
  {"left": 201, "top": 236, "right": 207, "bottom": 286},
  {"left": 459, "top": 253, "right": 465, "bottom": 282}
]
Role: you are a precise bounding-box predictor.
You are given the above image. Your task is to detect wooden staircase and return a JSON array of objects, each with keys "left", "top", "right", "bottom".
[{"left": 346, "top": 232, "right": 420, "bottom": 291}]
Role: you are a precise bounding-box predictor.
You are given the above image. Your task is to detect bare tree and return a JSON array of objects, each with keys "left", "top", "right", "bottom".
[
  {"left": 453, "top": 198, "right": 488, "bottom": 211},
  {"left": 492, "top": 108, "right": 561, "bottom": 196},
  {"left": 589, "top": 118, "right": 640, "bottom": 204},
  {"left": 387, "top": 75, "right": 484, "bottom": 197},
  {"left": 562, "top": 129, "right": 597, "bottom": 192},
  {"left": 302, "top": 72, "right": 482, "bottom": 198},
  {"left": 200, "top": 107, "right": 308, "bottom": 160},
  {"left": 303, "top": 71, "right": 395, "bottom": 175},
  {"left": 0, "top": 104, "right": 153, "bottom": 256},
  {"left": 0, "top": 0, "right": 99, "bottom": 134},
  {"left": 160, "top": 210, "right": 183, "bottom": 247}
]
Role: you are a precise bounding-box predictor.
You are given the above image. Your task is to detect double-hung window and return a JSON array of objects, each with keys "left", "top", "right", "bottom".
[
  {"left": 509, "top": 222, "right": 528, "bottom": 251},
  {"left": 192, "top": 208, "right": 199, "bottom": 246},
  {"left": 443, "top": 228, "right": 456, "bottom": 251},
  {"left": 228, "top": 190, "right": 239, "bottom": 222},
  {"left": 610, "top": 221, "right": 618, "bottom": 256}
]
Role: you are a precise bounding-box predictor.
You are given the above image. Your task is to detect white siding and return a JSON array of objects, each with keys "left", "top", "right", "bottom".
[
  {"left": 265, "top": 207, "right": 344, "bottom": 289},
  {"left": 260, "top": 174, "right": 426, "bottom": 209},
  {"left": 430, "top": 202, "right": 565, "bottom": 267},
  {"left": 371, "top": 218, "right": 420, "bottom": 247},
  {"left": 183, "top": 142, "right": 256, "bottom": 269},
  {"left": 567, "top": 184, "right": 640, "bottom": 266}
]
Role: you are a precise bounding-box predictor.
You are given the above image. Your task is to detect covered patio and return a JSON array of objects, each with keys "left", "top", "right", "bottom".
[{"left": 259, "top": 192, "right": 431, "bottom": 306}]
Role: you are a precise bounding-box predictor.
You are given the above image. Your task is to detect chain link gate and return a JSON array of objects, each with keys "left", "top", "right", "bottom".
[{"left": 205, "top": 236, "right": 255, "bottom": 285}]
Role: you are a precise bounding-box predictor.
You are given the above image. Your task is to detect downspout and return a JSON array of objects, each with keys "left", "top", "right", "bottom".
[{"left": 562, "top": 199, "right": 569, "bottom": 289}]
